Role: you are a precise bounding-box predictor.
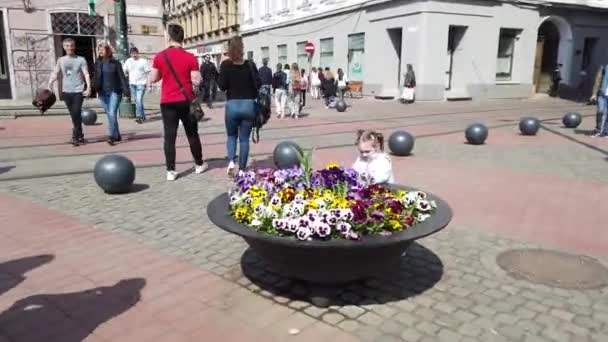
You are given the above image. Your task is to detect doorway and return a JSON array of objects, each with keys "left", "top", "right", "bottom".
[
  {"left": 446, "top": 25, "right": 467, "bottom": 91},
  {"left": 0, "top": 12, "right": 12, "bottom": 99},
  {"left": 534, "top": 20, "right": 560, "bottom": 93},
  {"left": 387, "top": 28, "right": 403, "bottom": 87},
  {"left": 54, "top": 35, "right": 97, "bottom": 99}
]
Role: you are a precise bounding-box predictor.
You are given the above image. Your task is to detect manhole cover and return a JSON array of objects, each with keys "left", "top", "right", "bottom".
[{"left": 496, "top": 249, "right": 608, "bottom": 289}]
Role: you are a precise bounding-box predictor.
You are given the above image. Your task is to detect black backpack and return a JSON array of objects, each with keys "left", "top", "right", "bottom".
[{"left": 246, "top": 61, "right": 271, "bottom": 143}]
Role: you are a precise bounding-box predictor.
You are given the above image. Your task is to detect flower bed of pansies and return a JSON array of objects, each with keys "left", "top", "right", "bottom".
[{"left": 228, "top": 162, "right": 436, "bottom": 241}]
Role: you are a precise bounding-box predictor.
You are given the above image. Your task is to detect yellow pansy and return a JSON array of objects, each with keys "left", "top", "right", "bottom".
[
  {"left": 326, "top": 162, "right": 340, "bottom": 169},
  {"left": 234, "top": 207, "right": 249, "bottom": 222},
  {"left": 389, "top": 220, "right": 402, "bottom": 231}
]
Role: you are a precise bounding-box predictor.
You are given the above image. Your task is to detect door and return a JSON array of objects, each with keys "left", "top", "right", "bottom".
[
  {"left": 387, "top": 28, "right": 403, "bottom": 87},
  {"left": 533, "top": 38, "right": 544, "bottom": 93},
  {"left": 0, "top": 12, "right": 12, "bottom": 99},
  {"left": 446, "top": 25, "right": 467, "bottom": 91}
]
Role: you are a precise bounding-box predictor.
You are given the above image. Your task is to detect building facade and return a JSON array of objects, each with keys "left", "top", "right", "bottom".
[
  {"left": 164, "top": 0, "right": 240, "bottom": 67},
  {"left": 0, "top": 0, "right": 164, "bottom": 101},
  {"left": 241, "top": 0, "right": 608, "bottom": 101}
]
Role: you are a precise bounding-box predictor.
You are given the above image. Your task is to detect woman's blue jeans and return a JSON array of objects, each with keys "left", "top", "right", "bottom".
[
  {"left": 225, "top": 99, "right": 255, "bottom": 170},
  {"left": 99, "top": 91, "right": 122, "bottom": 140}
]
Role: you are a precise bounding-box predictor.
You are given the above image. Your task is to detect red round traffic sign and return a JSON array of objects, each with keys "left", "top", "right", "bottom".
[{"left": 305, "top": 42, "right": 315, "bottom": 53}]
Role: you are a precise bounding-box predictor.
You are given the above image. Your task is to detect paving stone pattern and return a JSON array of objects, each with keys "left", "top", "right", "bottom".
[{"left": 2, "top": 169, "right": 608, "bottom": 341}]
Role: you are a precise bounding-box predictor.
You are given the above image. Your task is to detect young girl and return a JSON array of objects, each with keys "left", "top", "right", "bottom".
[{"left": 352, "top": 130, "right": 395, "bottom": 184}]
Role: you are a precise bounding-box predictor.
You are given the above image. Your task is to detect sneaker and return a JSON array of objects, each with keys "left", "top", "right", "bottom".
[
  {"left": 166, "top": 171, "right": 178, "bottom": 181},
  {"left": 135, "top": 118, "right": 143, "bottom": 124},
  {"left": 195, "top": 162, "right": 209, "bottom": 174},
  {"left": 71, "top": 137, "right": 79, "bottom": 146},
  {"left": 227, "top": 161, "right": 237, "bottom": 178}
]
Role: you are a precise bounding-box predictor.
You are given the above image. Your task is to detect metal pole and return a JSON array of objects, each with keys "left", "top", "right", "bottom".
[{"left": 114, "top": 0, "right": 129, "bottom": 62}]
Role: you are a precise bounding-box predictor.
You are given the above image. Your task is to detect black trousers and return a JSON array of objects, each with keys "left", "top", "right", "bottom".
[
  {"left": 160, "top": 101, "right": 203, "bottom": 171},
  {"left": 63, "top": 92, "right": 84, "bottom": 138},
  {"left": 201, "top": 80, "right": 217, "bottom": 105}
]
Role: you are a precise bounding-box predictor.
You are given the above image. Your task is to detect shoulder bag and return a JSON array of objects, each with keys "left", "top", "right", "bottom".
[{"left": 162, "top": 50, "right": 205, "bottom": 121}]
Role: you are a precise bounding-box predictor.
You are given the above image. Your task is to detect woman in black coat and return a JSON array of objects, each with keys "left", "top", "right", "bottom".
[{"left": 94, "top": 42, "right": 130, "bottom": 145}]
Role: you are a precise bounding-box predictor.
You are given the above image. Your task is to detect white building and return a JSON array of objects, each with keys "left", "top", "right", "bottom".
[{"left": 241, "top": 0, "right": 608, "bottom": 101}]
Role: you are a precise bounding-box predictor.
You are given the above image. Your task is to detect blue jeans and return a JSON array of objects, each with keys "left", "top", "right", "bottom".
[
  {"left": 130, "top": 84, "right": 146, "bottom": 119},
  {"left": 225, "top": 99, "right": 255, "bottom": 170},
  {"left": 99, "top": 91, "right": 122, "bottom": 140},
  {"left": 598, "top": 95, "right": 608, "bottom": 135}
]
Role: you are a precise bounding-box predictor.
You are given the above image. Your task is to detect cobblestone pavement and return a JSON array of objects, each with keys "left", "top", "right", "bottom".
[{"left": 1, "top": 97, "right": 608, "bottom": 341}]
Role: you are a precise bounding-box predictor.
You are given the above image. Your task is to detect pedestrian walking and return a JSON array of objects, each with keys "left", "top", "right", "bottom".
[
  {"left": 591, "top": 65, "right": 608, "bottom": 138},
  {"left": 310, "top": 67, "right": 321, "bottom": 99},
  {"left": 200, "top": 54, "right": 219, "bottom": 108},
  {"left": 321, "top": 69, "right": 337, "bottom": 108},
  {"left": 272, "top": 63, "right": 288, "bottom": 118},
  {"left": 336, "top": 68, "right": 349, "bottom": 100},
  {"left": 94, "top": 42, "right": 130, "bottom": 145},
  {"left": 47, "top": 38, "right": 92, "bottom": 146},
  {"left": 288, "top": 63, "right": 302, "bottom": 119},
  {"left": 300, "top": 69, "right": 308, "bottom": 108},
  {"left": 123, "top": 47, "right": 150, "bottom": 124},
  {"left": 147, "top": 24, "right": 208, "bottom": 181},
  {"left": 258, "top": 58, "right": 273, "bottom": 96},
  {"left": 217, "top": 36, "right": 261, "bottom": 177}
]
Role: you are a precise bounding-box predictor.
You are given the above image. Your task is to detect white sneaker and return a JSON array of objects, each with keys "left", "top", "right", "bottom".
[
  {"left": 195, "top": 162, "right": 208, "bottom": 174},
  {"left": 227, "top": 161, "right": 237, "bottom": 177},
  {"left": 166, "top": 171, "right": 178, "bottom": 181}
]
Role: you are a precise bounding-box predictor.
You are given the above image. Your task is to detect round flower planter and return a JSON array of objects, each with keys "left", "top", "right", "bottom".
[{"left": 207, "top": 185, "right": 453, "bottom": 284}]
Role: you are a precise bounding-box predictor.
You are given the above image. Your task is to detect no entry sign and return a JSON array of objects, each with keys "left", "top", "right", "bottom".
[{"left": 305, "top": 42, "right": 315, "bottom": 54}]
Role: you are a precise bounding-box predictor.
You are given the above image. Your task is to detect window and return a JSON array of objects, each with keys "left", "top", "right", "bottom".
[
  {"left": 261, "top": 46, "right": 269, "bottom": 63},
  {"left": 496, "top": 28, "right": 520, "bottom": 81},
  {"left": 247, "top": 51, "right": 254, "bottom": 61},
  {"left": 348, "top": 33, "right": 365, "bottom": 82},
  {"left": 297, "top": 42, "right": 308, "bottom": 70},
  {"left": 277, "top": 44, "right": 287, "bottom": 65},
  {"left": 320, "top": 38, "right": 334, "bottom": 69},
  {"left": 248, "top": 0, "right": 253, "bottom": 19}
]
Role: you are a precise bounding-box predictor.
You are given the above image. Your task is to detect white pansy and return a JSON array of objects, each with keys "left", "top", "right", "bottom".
[{"left": 417, "top": 213, "right": 431, "bottom": 222}]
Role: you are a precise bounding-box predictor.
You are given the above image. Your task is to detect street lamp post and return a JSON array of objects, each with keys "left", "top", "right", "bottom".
[{"left": 114, "top": 0, "right": 129, "bottom": 62}]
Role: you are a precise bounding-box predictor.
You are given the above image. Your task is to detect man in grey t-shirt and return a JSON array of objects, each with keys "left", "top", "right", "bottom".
[{"left": 48, "top": 38, "right": 91, "bottom": 146}]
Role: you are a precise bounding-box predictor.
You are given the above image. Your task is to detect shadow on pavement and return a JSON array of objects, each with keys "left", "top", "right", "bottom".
[
  {"left": 0, "top": 165, "right": 15, "bottom": 175},
  {"left": 0, "top": 278, "right": 146, "bottom": 342},
  {"left": 541, "top": 125, "right": 608, "bottom": 156},
  {"left": 240, "top": 242, "right": 443, "bottom": 307},
  {"left": 0, "top": 255, "right": 54, "bottom": 296}
]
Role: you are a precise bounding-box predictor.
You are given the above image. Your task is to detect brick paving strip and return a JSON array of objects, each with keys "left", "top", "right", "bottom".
[{"left": 0, "top": 193, "right": 358, "bottom": 342}]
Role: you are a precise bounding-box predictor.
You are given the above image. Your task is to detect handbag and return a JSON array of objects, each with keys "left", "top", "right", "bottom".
[
  {"left": 162, "top": 50, "right": 205, "bottom": 121},
  {"left": 245, "top": 60, "right": 271, "bottom": 143}
]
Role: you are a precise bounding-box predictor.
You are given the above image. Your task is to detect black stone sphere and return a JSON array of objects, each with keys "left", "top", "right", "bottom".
[
  {"left": 273, "top": 141, "right": 303, "bottom": 169},
  {"left": 335, "top": 100, "right": 347, "bottom": 112},
  {"left": 562, "top": 112, "right": 582, "bottom": 128},
  {"left": 81, "top": 108, "right": 98, "bottom": 126},
  {"left": 519, "top": 117, "right": 541, "bottom": 136},
  {"left": 94, "top": 155, "right": 136, "bottom": 194},
  {"left": 388, "top": 130, "right": 415, "bottom": 156},
  {"left": 465, "top": 123, "right": 488, "bottom": 145}
]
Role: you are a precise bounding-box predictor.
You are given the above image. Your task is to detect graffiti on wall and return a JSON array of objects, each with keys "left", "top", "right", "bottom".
[{"left": 11, "top": 33, "right": 54, "bottom": 93}]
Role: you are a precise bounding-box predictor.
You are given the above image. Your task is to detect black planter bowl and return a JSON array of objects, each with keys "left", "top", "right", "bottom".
[{"left": 207, "top": 185, "right": 452, "bottom": 284}]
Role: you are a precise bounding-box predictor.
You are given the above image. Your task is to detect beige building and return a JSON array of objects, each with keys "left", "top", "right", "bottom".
[
  {"left": 0, "top": 0, "right": 164, "bottom": 101},
  {"left": 164, "top": 0, "right": 240, "bottom": 66}
]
